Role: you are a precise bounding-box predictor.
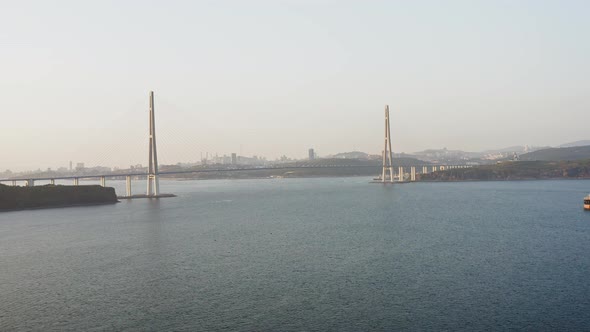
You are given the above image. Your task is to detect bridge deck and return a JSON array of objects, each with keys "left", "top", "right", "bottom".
[{"left": 0, "top": 164, "right": 464, "bottom": 182}]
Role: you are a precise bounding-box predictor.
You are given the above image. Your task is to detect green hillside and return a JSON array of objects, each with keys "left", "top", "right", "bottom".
[
  {"left": 280, "top": 157, "right": 428, "bottom": 167},
  {"left": 419, "top": 160, "right": 590, "bottom": 181},
  {"left": 520, "top": 145, "right": 590, "bottom": 161},
  {"left": 162, "top": 157, "right": 430, "bottom": 180}
]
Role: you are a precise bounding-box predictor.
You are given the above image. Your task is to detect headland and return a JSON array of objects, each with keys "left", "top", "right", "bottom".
[
  {"left": 0, "top": 184, "right": 118, "bottom": 212},
  {"left": 419, "top": 160, "right": 590, "bottom": 182}
]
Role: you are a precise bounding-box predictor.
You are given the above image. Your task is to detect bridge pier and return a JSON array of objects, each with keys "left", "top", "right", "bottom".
[
  {"left": 11, "top": 180, "right": 16, "bottom": 186},
  {"left": 73, "top": 178, "right": 79, "bottom": 186},
  {"left": 398, "top": 166, "right": 403, "bottom": 181},
  {"left": 126, "top": 176, "right": 132, "bottom": 197},
  {"left": 26, "top": 179, "right": 34, "bottom": 187},
  {"left": 100, "top": 176, "right": 106, "bottom": 187},
  {"left": 422, "top": 166, "right": 427, "bottom": 174},
  {"left": 50, "top": 179, "right": 55, "bottom": 185},
  {"left": 410, "top": 166, "right": 416, "bottom": 181}
]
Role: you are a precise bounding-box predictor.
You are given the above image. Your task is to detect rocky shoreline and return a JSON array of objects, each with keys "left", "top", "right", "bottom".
[{"left": 0, "top": 184, "right": 118, "bottom": 212}]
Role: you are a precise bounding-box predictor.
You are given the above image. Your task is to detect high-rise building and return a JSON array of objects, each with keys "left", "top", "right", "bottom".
[
  {"left": 308, "top": 148, "right": 315, "bottom": 160},
  {"left": 231, "top": 153, "right": 237, "bottom": 165}
]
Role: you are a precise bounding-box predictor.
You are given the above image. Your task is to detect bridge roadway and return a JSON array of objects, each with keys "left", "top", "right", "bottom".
[
  {"left": 0, "top": 164, "right": 470, "bottom": 183},
  {"left": 0, "top": 164, "right": 405, "bottom": 182},
  {"left": 0, "top": 164, "right": 470, "bottom": 197}
]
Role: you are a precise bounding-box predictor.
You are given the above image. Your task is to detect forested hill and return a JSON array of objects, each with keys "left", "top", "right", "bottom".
[
  {"left": 520, "top": 145, "right": 590, "bottom": 161},
  {"left": 280, "top": 157, "right": 429, "bottom": 167},
  {"left": 419, "top": 160, "right": 590, "bottom": 181}
]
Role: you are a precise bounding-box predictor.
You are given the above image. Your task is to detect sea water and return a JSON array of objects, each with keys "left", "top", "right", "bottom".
[{"left": 1, "top": 178, "right": 590, "bottom": 331}]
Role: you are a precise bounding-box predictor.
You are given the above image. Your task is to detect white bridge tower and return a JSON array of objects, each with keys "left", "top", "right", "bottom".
[
  {"left": 146, "top": 91, "right": 160, "bottom": 196},
  {"left": 381, "top": 105, "right": 394, "bottom": 183}
]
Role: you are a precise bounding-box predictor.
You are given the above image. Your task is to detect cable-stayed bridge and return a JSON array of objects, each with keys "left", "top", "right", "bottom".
[{"left": 0, "top": 92, "right": 470, "bottom": 197}]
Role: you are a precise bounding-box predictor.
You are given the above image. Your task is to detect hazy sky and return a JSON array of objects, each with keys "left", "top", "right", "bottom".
[{"left": 1, "top": 0, "right": 589, "bottom": 171}]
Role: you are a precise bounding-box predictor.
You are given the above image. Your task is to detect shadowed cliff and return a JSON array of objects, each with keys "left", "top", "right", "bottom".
[{"left": 0, "top": 185, "right": 118, "bottom": 211}]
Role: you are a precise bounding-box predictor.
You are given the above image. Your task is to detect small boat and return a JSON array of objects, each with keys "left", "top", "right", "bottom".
[{"left": 584, "top": 195, "right": 590, "bottom": 210}]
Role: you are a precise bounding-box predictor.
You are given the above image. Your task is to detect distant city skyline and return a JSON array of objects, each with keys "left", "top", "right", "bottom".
[
  {"left": 0, "top": 141, "right": 578, "bottom": 175},
  {"left": 1, "top": 1, "right": 589, "bottom": 171}
]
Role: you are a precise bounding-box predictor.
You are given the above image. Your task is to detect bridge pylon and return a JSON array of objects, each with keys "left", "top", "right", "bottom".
[
  {"left": 380, "top": 105, "right": 394, "bottom": 183},
  {"left": 146, "top": 91, "right": 160, "bottom": 196}
]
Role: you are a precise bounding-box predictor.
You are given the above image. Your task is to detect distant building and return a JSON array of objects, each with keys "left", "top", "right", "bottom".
[
  {"left": 512, "top": 152, "right": 519, "bottom": 161},
  {"left": 231, "top": 153, "right": 237, "bottom": 165},
  {"left": 222, "top": 155, "right": 231, "bottom": 165},
  {"left": 308, "top": 148, "right": 315, "bottom": 160},
  {"left": 89, "top": 166, "right": 112, "bottom": 173},
  {"left": 75, "top": 163, "right": 85, "bottom": 171}
]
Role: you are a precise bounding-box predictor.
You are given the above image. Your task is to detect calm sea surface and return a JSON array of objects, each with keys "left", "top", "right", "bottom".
[{"left": 1, "top": 178, "right": 590, "bottom": 331}]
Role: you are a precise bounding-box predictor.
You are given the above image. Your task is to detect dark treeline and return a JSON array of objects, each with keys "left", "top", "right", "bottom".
[
  {"left": 0, "top": 185, "right": 118, "bottom": 211},
  {"left": 419, "top": 160, "right": 590, "bottom": 181}
]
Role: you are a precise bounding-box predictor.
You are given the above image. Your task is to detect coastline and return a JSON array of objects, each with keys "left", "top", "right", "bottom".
[
  {"left": 417, "top": 177, "right": 590, "bottom": 183},
  {"left": 160, "top": 173, "right": 377, "bottom": 181},
  {"left": 0, "top": 185, "right": 119, "bottom": 212},
  {"left": 160, "top": 174, "right": 590, "bottom": 183},
  {"left": 0, "top": 200, "right": 119, "bottom": 213}
]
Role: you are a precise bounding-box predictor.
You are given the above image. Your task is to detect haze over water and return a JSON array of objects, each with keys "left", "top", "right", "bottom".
[
  {"left": 1, "top": 178, "right": 590, "bottom": 330},
  {"left": 2, "top": 1, "right": 590, "bottom": 170}
]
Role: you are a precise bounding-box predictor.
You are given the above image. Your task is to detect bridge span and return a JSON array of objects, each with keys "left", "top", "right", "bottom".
[
  {"left": 0, "top": 164, "right": 471, "bottom": 197},
  {"left": 0, "top": 92, "right": 471, "bottom": 197}
]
